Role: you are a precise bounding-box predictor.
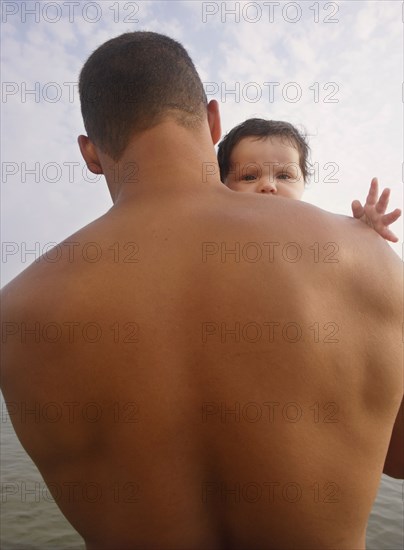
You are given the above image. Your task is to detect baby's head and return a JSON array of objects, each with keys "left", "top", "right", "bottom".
[{"left": 217, "top": 118, "right": 311, "bottom": 200}]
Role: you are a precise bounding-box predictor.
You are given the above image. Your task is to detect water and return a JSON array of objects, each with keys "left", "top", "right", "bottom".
[{"left": 1, "top": 396, "right": 403, "bottom": 549}]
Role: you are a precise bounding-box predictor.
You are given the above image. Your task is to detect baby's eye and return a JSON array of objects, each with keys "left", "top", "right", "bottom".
[
  {"left": 277, "top": 173, "right": 291, "bottom": 180},
  {"left": 241, "top": 174, "right": 257, "bottom": 181}
]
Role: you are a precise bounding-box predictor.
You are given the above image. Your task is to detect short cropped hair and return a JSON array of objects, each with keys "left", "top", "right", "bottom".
[
  {"left": 79, "top": 32, "right": 208, "bottom": 160},
  {"left": 217, "top": 118, "right": 312, "bottom": 183}
]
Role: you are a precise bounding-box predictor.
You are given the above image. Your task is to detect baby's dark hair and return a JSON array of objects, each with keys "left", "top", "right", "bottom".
[{"left": 217, "top": 118, "right": 312, "bottom": 183}]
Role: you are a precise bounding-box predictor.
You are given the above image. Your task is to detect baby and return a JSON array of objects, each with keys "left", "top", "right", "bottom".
[{"left": 217, "top": 118, "right": 401, "bottom": 242}]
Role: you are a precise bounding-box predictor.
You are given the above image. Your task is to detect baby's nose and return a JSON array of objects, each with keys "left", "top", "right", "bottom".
[{"left": 260, "top": 179, "right": 277, "bottom": 194}]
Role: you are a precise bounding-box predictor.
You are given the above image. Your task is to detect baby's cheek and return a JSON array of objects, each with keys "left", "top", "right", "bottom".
[
  {"left": 229, "top": 182, "right": 248, "bottom": 192},
  {"left": 224, "top": 181, "right": 240, "bottom": 191},
  {"left": 280, "top": 189, "right": 298, "bottom": 200}
]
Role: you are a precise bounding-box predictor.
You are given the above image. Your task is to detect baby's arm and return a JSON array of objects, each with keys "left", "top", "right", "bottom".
[{"left": 351, "top": 177, "right": 401, "bottom": 243}]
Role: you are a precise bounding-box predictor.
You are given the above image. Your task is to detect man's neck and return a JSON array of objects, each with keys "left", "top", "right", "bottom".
[{"left": 101, "top": 121, "right": 223, "bottom": 205}]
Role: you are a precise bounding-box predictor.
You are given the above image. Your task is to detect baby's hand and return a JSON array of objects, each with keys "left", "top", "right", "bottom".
[{"left": 351, "top": 177, "right": 401, "bottom": 243}]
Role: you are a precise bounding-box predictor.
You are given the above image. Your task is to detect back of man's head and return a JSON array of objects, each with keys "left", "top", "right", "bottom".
[{"left": 79, "top": 32, "right": 208, "bottom": 161}]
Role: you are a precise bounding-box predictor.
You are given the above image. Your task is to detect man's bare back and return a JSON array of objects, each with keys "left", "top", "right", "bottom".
[
  {"left": 1, "top": 166, "right": 402, "bottom": 549},
  {"left": 1, "top": 31, "right": 402, "bottom": 549}
]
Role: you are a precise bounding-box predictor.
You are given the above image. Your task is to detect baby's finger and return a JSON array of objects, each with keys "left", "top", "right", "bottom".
[
  {"left": 380, "top": 228, "right": 399, "bottom": 243},
  {"left": 366, "top": 177, "right": 379, "bottom": 206},
  {"left": 382, "top": 208, "right": 402, "bottom": 225},
  {"left": 351, "top": 200, "right": 364, "bottom": 218},
  {"left": 375, "top": 188, "right": 391, "bottom": 214}
]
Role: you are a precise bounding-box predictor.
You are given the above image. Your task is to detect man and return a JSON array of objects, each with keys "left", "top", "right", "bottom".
[{"left": 1, "top": 32, "right": 402, "bottom": 549}]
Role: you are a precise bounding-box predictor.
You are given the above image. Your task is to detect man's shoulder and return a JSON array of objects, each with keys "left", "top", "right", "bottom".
[
  {"left": 315, "top": 210, "right": 402, "bottom": 318},
  {"left": 233, "top": 196, "right": 401, "bottom": 307},
  {"left": 224, "top": 192, "right": 381, "bottom": 250},
  {"left": 1, "top": 218, "right": 109, "bottom": 320}
]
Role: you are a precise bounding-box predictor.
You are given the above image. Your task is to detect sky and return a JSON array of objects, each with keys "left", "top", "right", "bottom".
[{"left": 1, "top": 0, "right": 403, "bottom": 285}]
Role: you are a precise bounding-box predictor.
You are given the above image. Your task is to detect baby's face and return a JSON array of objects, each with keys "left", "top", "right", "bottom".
[{"left": 224, "top": 136, "right": 305, "bottom": 200}]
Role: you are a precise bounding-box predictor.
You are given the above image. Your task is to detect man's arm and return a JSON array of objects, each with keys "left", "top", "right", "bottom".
[
  {"left": 348, "top": 221, "right": 403, "bottom": 479},
  {"left": 383, "top": 399, "right": 404, "bottom": 479}
]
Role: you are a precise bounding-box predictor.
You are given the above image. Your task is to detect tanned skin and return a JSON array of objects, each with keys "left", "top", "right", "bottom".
[{"left": 1, "top": 100, "right": 402, "bottom": 549}]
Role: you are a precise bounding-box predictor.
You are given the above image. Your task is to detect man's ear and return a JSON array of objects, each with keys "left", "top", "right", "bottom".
[
  {"left": 207, "top": 99, "right": 222, "bottom": 145},
  {"left": 77, "top": 135, "right": 104, "bottom": 175}
]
